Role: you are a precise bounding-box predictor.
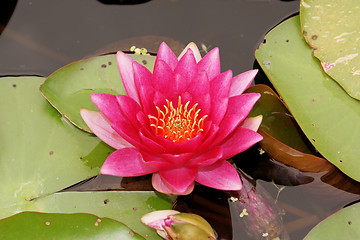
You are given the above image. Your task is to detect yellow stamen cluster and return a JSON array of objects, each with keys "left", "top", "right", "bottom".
[{"left": 148, "top": 96, "right": 208, "bottom": 143}]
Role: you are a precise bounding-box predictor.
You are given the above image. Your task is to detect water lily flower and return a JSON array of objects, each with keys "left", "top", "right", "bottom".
[
  {"left": 80, "top": 42, "right": 263, "bottom": 195},
  {"left": 141, "top": 210, "right": 216, "bottom": 240}
]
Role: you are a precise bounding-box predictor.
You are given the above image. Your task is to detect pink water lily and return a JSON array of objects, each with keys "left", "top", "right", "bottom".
[{"left": 80, "top": 42, "right": 263, "bottom": 195}]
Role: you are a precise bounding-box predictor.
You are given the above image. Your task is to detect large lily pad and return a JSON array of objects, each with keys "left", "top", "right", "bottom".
[
  {"left": 27, "top": 191, "right": 174, "bottom": 239},
  {"left": 40, "top": 54, "right": 156, "bottom": 132},
  {"left": 304, "top": 203, "right": 360, "bottom": 239},
  {"left": 255, "top": 16, "right": 360, "bottom": 182},
  {"left": 245, "top": 84, "right": 316, "bottom": 154},
  {"left": 0, "top": 76, "right": 174, "bottom": 239},
  {"left": 300, "top": 0, "right": 360, "bottom": 100},
  {"left": 0, "top": 212, "right": 144, "bottom": 240},
  {"left": 0, "top": 76, "right": 112, "bottom": 218}
]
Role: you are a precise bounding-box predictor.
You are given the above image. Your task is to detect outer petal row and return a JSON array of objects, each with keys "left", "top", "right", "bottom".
[
  {"left": 101, "top": 148, "right": 156, "bottom": 176},
  {"left": 80, "top": 109, "right": 132, "bottom": 149},
  {"left": 116, "top": 51, "right": 140, "bottom": 104},
  {"left": 196, "top": 160, "right": 242, "bottom": 191}
]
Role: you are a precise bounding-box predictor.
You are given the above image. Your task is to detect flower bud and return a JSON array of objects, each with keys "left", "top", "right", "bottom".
[{"left": 141, "top": 210, "right": 216, "bottom": 240}]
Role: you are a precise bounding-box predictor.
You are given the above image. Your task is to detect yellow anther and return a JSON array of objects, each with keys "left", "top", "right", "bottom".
[{"left": 148, "top": 96, "right": 206, "bottom": 143}]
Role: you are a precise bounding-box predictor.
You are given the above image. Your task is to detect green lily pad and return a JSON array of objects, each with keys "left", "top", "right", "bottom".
[
  {"left": 0, "top": 76, "right": 113, "bottom": 218},
  {"left": 304, "top": 202, "right": 360, "bottom": 239},
  {"left": 245, "top": 84, "right": 315, "bottom": 154},
  {"left": 0, "top": 76, "right": 174, "bottom": 239},
  {"left": 40, "top": 54, "right": 156, "bottom": 132},
  {"left": 255, "top": 16, "right": 360, "bottom": 182},
  {"left": 300, "top": 0, "right": 360, "bottom": 100},
  {"left": 27, "top": 191, "right": 174, "bottom": 239},
  {"left": 0, "top": 212, "right": 144, "bottom": 240},
  {"left": 245, "top": 85, "right": 360, "bottom": 194}
]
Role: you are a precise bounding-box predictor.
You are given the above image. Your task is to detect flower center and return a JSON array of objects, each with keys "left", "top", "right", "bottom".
[{"left": 148, "top": 96, "right": 208, "bottom": 143}]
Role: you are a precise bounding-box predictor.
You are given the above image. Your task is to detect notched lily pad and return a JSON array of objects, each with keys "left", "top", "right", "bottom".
[
  {"left": 300, "top": 0, "right": 360, "bottom": 100},
  {"left": 40, "top": 54, "right": 156, "bottom": 132},
  {"left": 0, "top": 76, "right": 112, "bottom": 220},
  {"left": 255, "top": 16, "right": 360, "bottom": 182},
  {"left": 0, "top": 212, "right": 144, "bottom": 240}
]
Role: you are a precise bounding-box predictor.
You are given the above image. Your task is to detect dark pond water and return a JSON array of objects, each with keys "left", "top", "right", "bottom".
[{"left": 1, "top": 0, "right": 360, "bottom": 239}]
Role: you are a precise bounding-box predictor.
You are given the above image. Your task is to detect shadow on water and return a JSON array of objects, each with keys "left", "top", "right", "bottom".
[{"left": 0, "top": 0, "right": 17, "bottom": 35}]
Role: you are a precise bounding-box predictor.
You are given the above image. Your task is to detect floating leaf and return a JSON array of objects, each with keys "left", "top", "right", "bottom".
[
  {"left": 255, "top": 16, "right": 360, "bottom": 182},
  {"left": 245, "top": 84, "right": 316, "bottom": 154},
  {"left": 0, "top": 76, "right": 174, "bottom": 239},
  {"left": 0, "top": 76, "right": 112, "bottom": 218},
  {"left": 304, "top": 203, "right": 360, "bottom": 239},
  {"left": 0, "top": 212, "right": 144, "bottom": 240},
  {"left": 27, "top": 191, "right": 174, "bottom": 239},
  {"left": 40, "top": 54, "right": 156, "bottom": 132},
  {"left": 300, "top": 0, "right": 360, "bottom": 100},
  {"left": 244, "top": 84, "right": 360, "bottom": 194}
]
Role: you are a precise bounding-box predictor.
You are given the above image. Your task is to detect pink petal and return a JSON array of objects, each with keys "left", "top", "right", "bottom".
[
  {"left": 214, "top": 93, "right": 261, "bottom": 144},
  {"left": 208, "top": 70, "right": 233, "bottom": 124},
  {"left": 229, "top": 69, "right": 258, "bottom": 97},
  {"left": 198, "top": 122, "right": 219, "bottom": 151},
  {"left": 116, "top": 95, "right": 142, "bottom": 128},
  {"left": 152, "top": 173, "right": 195, "bottom": 195},
  {"left": 133, "top": 62, "right": 156, "bottom": 115},
  {"left": 156, "top": 42, "right": 178, "bottom": 71},
  {"left": 133, "top": 61, "right": 153, "bottom": 87},
  {"left": 90, "top": 93, "right": 124, "bottom": 123},
  {"left": 188, "top": 146, "right": 223, "bottom": 167},
  {"left": 172, "top": 49, "right": 198, "bottom": 94},
  {"left": 198, "top": 47, "right": 220, "bottom": 81},
  {"left": 138, "top": 130, "right": 166, "bottom": 153},
  {"left": 221, "top": 127, "right": 263, "bottom": 160},
  {"left": 152, "top": 60, "right": 174, "bottom": 94},
  {"left": 186, "top": 71, "right": 211, "bottom": 115},
  {"left": 178, "top": 42, "right": 202, "bottom": 63},
  {"left": 152, "top": 91, "right": 167, "bottom": 110},
  {"left": 159, "top": 167, "right": 198, "bottom": 194},
  {"left": 116, "top": 51, "right": 140, "bottom": 104},
  {"left": 140, "top": 151, "right": 173, "bottom": 170},
  {"left": 209, "top": 70, "right": 232, "bottom": 99},
  {"left": 101, "top": 148, "right": 156, "bottom": 176},
  {"left": 111, "top": 120, "right": 143, "bottom": 149},
  {"left": 80, "top": 109, "right": 132, "bottom": 149},
  {"left": 239, "top": 115, "right": 263, "bottom": 131},
  {"left": 152, "top": 131, "right": 204, "bottom": 155},
  {"left": 196, "top": 160, "right": 242, "bottom": 190},
  {"left": 161, "top": 152, "right": 194, "bottom": 165}
]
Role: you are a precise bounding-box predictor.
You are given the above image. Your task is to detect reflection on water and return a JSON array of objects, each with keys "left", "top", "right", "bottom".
[
  {"left": 3, "top": 1, "right": 360, "bottom": 240},
  {"left": 0, "top": 0, "right": 300, "bottom": 76}
]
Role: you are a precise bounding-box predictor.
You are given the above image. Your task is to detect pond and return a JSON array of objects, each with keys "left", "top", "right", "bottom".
[{"left": 1, "top": 0, "right": 359, "bottom": 239}]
